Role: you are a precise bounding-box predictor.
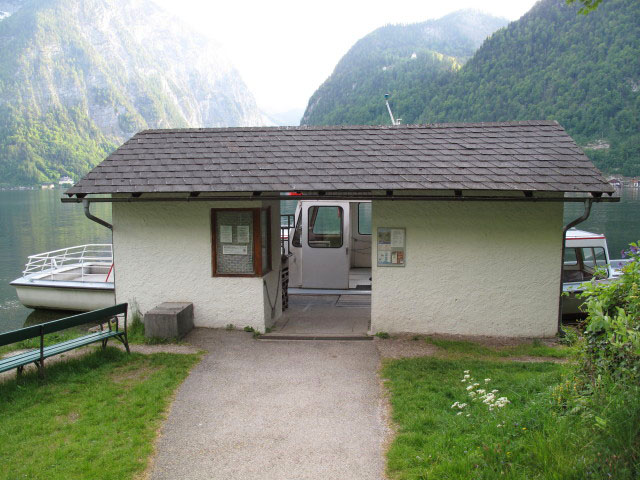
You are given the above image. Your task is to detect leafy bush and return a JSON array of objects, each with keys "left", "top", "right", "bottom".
[{"left": 578, "top": 242, "right": 640, "bottom": 385}]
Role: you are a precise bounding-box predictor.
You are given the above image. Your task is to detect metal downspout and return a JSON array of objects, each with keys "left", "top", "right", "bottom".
[
  {"left": 83, "top": 199, "right": 112, "bottom": 230},
  {"left": 557, "top": 198, "right": 593, "bottom": 331}
]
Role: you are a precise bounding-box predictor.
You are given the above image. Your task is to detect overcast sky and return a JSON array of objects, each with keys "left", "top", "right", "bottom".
[{"left": 153, "top": 0, "right": 538, "bottom": 118}]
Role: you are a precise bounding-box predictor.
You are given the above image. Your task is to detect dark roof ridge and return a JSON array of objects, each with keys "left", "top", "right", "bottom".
[{"left": 136, "top": 120, "right": 560, "bottom": 136}]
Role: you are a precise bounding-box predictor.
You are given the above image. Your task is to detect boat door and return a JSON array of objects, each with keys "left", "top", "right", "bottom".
[{"left": 301, "top": 201, "right": 350, "bottom": 289}]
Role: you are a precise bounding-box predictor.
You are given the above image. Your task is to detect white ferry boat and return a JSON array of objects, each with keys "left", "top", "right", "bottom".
[{"left": 11, "top": 244, "right": 115, "bottom": 311}]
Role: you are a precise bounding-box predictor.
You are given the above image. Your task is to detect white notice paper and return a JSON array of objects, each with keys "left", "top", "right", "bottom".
[
  {"left": 220, "top": 225, "right": 233, "bottom": 243},
  {"left": 237, "top": 225, "right": 250, "bottom": 244},
  {"left": 391, "top": 229, "right": 405, "bottom": 248},
  {"left": 223, "top": 245, "right": 248, "bottom": 255}
]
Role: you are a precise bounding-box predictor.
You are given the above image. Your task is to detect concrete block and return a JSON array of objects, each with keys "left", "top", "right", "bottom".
[{"left": 144, "top": 302, "right": 194, "bottom": 339}]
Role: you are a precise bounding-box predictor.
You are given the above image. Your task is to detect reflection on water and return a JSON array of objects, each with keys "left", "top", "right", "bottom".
[
  {"left": 0, "top": 189, "right": 111, "bottom": 333},
  {"left": 23, "top": 309, "right": 80, "bottom": 327},
  {"left": 0, "top": 188, "right": 637, "bottom": 333}
]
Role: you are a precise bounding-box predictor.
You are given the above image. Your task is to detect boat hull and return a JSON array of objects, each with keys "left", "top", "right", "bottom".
[{"left": 12, "top": 282, "right": 115, "bottom": 312}]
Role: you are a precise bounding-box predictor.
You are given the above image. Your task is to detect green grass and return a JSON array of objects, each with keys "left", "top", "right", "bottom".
[
  {"left": 424, "top": 337, "right": 574, "bottom": 359},
  {"left": 383, "top": 356, "right": 640, "bottom": 479},
  {"left": 0, "top": 348, "right": 200, "bottom": 479}
]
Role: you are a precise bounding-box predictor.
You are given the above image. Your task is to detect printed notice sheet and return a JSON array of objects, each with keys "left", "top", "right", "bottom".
[
  {"left": 219, "top": 225, "right": 233, "bottom": 244},
  {"left": 377, "top": 227, "right": 406, "bottom": 266},
  {"left": 237, "top": 225, "right": 250, "bottom": 244},
  {"left": 222, "top": 245, "right": 248, "bottom": 255}
]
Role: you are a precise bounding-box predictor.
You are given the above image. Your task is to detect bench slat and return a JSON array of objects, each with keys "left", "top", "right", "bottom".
[
  {"left": 0, "top": 304, "right": 128, "bottom": 348},
  {"left": 0, "top": 324, "right": 43, "bottom": 348},
  {"left": 41, "top": 304, "right": 127, "bottom": 335},
  {"left": 0, "top": 330, "right": 124, "bottom": 373}
]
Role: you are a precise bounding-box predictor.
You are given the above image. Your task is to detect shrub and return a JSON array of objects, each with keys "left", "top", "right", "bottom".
[{"left": 578, "top": 242, "right": 640, "bottom": 385}]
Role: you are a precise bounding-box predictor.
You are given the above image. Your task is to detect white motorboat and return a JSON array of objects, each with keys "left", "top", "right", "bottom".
[
  {"left": 11, "top": 244, "right": 115, "bottom": 311},
  {"left": 562, "top": 229, "right": 628, "bottom": 317}
]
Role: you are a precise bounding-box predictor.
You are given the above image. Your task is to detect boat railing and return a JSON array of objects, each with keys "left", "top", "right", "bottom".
[{"left": 22, "top": 244, "right": 113, "bottom": 282}]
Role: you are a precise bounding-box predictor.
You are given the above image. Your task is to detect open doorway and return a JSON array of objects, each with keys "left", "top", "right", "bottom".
[{"left": 271, "top": 199, "right": 372, "bottom": 337}]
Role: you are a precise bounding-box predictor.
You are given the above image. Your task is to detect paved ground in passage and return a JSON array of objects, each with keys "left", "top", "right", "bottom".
[
  {"left": 149, "top": 329, "right": 388, "bottom": 480},
  {"left": 268, "top": 295, "right": 371, "bottom": 335}
]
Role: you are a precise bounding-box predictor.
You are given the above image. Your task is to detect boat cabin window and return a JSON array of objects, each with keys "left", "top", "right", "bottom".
[
  {"left": 308, "top": 206, "right": 343, "bottom": 248},
  {"left": 581, "top": 247, "right": 607, "bottom": 268},
  {"left": 564, "top": 248, "right": 578, "bottom": 266},
  {"left": 358, "top": 203, "right": 372, "bottom": 235},
  {"left": 562, "top": 246, "right": 608, "bottom": 283},
  {"left": 210, "top": 207, "right": 271, "bottom": 277},
  {"left": 292, "top": 211, "right": 302, "bottom": 248}
]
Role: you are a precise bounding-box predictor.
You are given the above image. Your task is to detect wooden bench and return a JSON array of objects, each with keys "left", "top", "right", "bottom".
[{"left": 0, "top": 303, "right": 129, "bottom": 379}]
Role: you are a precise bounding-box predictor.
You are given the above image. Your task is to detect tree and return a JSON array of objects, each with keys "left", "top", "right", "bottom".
[{"left": 566, "top": 0, "right": 604, "bottom": 14}]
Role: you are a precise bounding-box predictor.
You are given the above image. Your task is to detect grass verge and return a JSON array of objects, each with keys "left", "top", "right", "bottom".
[
  {"left": 0, "top": 348, "right": 200, "bottom": 479},
  {"left": 424, "top": 336, "right": 574, "bottom": 359},
  {"left": 383, "top": 355, "right": 639, "bottom": 479}
]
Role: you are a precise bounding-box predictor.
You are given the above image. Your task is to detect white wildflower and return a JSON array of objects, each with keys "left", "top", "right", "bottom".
[
  {"left": 457, "top": 411, "right": 463, "bottom": 415},
  {"left": 484, "top": 378, "right": 491, "bottom": 383},
  {"left": 464, "top": 370, "right": 470, "bottom": 374},
  {"left": 466, "top": 385, "right": 475, "bottom": 391}
]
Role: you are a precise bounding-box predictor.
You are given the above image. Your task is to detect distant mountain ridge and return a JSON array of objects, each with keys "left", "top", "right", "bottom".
[
  {"left": 0, "top": 0, "right": 270, "bottom": 185},
  {"left": 301, "top": 10, "right": 509, "bottom": 126}
]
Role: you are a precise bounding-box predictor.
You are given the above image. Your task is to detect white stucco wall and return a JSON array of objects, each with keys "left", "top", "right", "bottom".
[
  {"left": 112, "top": 199, "right": 281, "bottom": 331},
  {"left": 370, "top": 200, "right": 563, "bottom": 337}
]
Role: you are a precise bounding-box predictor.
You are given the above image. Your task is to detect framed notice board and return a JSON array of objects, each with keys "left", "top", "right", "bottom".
[
  {"left": 211, "top": 207, "right": 272, "bottom": 277},
  {"left": 377, "top": 227, "right": 406, "bottom": 267}
]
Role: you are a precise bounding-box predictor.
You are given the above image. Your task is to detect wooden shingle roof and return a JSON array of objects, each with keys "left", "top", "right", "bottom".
[{"left": 67, "top": 121, "right": 614, "bottom": 196}]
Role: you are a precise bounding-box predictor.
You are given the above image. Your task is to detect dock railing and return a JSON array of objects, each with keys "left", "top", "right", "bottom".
[
  {"left": 22, "top": 244, "right": 113, "bottom": 282},
  {"left": 281, "top": 214, "right": 295, "bottom": 256}
]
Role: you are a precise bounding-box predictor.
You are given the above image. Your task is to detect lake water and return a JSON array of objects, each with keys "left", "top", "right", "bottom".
[{"left": 1, "top": 189, "right": 638, "bottom": 333}]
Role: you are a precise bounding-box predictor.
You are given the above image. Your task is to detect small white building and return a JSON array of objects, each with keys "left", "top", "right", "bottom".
[{"left": 64, "top": 121, "right": 615, "bottom": 337}]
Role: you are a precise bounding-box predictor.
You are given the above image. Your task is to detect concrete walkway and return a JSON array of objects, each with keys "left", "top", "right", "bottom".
[{"left": 150, "top": 329, "right": 387, "bottom": 480}]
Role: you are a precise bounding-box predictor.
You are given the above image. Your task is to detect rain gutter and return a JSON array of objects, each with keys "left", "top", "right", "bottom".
[
  {"left": 83, "top": 198, "right": 112, "bottom": 230},
  {"left": 558, "top": 197, "right": 593, "bottom": 331},
  {"left": 63, "top": 194, "right": 620, "bottom": 204}
]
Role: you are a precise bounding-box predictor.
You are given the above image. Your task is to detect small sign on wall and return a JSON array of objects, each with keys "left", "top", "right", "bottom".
[
  {"left": 223, "top": 245, "right": 248, "bottom": 255},
  {"left": 377, "top": 227, "right": 406, "bottom": 267}
]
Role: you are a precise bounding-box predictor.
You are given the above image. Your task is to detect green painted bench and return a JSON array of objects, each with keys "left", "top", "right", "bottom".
[{"left": 0, "top": 303, "right": 129, "bottom": 379}]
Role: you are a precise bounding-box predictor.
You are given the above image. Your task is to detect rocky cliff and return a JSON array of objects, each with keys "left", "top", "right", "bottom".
[{"left": 0, "top": 0, "right": 270, "bottom": 184}]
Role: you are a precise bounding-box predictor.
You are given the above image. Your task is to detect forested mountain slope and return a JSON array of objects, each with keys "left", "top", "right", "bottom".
[
  {"left": 302, "top": 0, "right": 639, "bottom": 176},
  {"left": 0, "top": 0, "right": 268, "bottom": 185},
  {"left": 301, "top": 10, "right": 508, "bottom": 126},
  {"left": 418, "top": 0, "right": 639, "bottom": 176}
]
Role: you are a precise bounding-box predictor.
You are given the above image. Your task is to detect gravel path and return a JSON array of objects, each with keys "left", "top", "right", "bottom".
[{"left": 149, "top": 328, "right": 388, "bottom": 480}]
